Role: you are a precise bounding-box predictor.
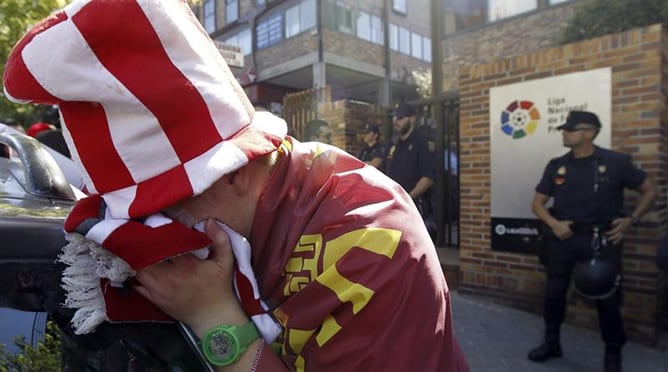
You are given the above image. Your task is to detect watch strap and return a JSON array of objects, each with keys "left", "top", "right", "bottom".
[{"left": 235, "top": 321, "right": 260, "bottom": 349}]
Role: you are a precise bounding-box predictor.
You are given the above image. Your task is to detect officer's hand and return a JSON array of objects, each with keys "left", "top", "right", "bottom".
[
  {"left": 551, "top": 220, "right": 573, "bottom": 240},
  {"left": 605, "top": 217, "right": 632, "bottom": 244}
]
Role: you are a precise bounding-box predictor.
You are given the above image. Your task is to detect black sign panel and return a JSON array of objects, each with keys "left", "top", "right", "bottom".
[{"left": 491, "top": 217, "right": 544, "bottom": 255}]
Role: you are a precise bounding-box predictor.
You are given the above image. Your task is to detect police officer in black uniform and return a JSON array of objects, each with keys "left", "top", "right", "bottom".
[
  {"left": 356, "top": 124, "right": 387, "bottom": 170},
  {"left": 528, "top": 111, "right": 657, "bottom": 372},
  {"left": 386, "top": 104, "right": 437, "bottom": 239}
]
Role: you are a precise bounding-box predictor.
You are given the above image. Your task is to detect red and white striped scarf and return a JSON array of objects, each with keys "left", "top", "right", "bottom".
[{"left": 59, "top": 195, "right": 280, "bottom": 343}]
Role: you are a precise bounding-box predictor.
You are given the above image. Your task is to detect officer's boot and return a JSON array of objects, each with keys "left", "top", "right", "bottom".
[
  {"left": 603, "top": 344, "right": 622, "bottom": 372},
  {"left": 527, "top": 329, "right": 562, "bottom": 362}
]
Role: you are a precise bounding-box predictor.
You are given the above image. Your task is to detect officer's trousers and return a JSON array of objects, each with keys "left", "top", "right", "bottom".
[{"left": 542, "top": 233, "right": 627, "bottom": 347}]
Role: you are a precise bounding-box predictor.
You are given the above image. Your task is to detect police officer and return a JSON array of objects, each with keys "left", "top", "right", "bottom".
[
  {"left": 304, "top": 119, "right": 332, "bottom": 144},
  {"left": 528, "top": 111, "right": 657, "bottom": 372},
  {"left": 386, "top": 104, "right": 437, "bottom": 239},
  {"left": 357, "top": 124, "right": 387, "bottom": 170}
]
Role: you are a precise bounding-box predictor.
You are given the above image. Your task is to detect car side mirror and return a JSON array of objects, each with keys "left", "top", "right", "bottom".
[{"left": 0, "top": 131, "right": 75, "bottom": 201}]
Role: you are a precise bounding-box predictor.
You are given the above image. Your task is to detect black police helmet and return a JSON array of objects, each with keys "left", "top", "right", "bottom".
[{"left": 573, "top": 257, "right": 620, "bottom": 300}]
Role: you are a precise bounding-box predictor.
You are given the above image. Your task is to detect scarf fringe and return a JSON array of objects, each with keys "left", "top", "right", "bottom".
[
  {"left": 59, "top": 230, "right": 281, "bottom": 343},
  {"left": 59, "top": 233, "right": 135, "bottom": 334}
]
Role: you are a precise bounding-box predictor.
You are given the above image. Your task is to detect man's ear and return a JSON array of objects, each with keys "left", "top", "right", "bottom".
[{"left": 227, "top": 166, "right": 251, "bottom": 195}]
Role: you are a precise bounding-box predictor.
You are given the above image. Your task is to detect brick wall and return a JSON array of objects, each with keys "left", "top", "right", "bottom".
[
  {"left": 457, "top": 25, "right": 667, "bottom": 346},
  {"left": 319, "top": 99, "right": 385, "bottom": 155},
  {"left": 322, "top": 30, "right": 385, "bottom": 66},
  {"left": 256, "top": 32, "right": 319, "bottom": 71}
]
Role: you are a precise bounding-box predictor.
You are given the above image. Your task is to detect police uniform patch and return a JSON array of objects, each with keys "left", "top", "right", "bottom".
[
  {"left": 554, "top": 176, "right": 565, "bottom": 185},
  {"left": 557, "top": 166, "right": 566, "bottom": 175},
  {"left": 387, "top": 145, "right": 396, "bottom": 160},
  {"left": 598, "top": 165, "right": 606, "bottom": 173}
]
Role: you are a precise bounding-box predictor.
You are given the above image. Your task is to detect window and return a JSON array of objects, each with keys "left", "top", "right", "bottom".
[
  {"left": 336, "top": 1, "right": 353, "bottom": 34},
  {"left": 256, "top": 13, "right": 283, "bottom": 49},
  {"left": 286, "top": 5, "right": 301, "bottom": 37},
  {"left": 285, "top": 0, "right": 316, "bottom": 38},
  {"left": 301, "top": 0, "right": 317, "bottom": 32},
  {"left": 226, "top": 0, "right": 238, "bottom": 24},
  {"left": 398, "top": 26, "right": 410, "bottom": 55},
  {"left": 356, "top": 11, "right": 383, "bottom": 45},
  {"left": 443, "top": 0, "right": 486, "bottom": 34},
  {"left": 389, "top": 24, "right": 398, "bottom": 51},
  {"left": 392, "top": 0, "right": 407, "bottom": 14},
  {"left": 422, "top": 36, "right": 431, "bottom": 62},
  {"left": 370, "top": 14, "right": 383, "bottom": 45},
  {"left": 488, "top": 0, "right": 536, "bottom": 22},
  {"left": 356, "top": 11, "right": 371, "bottom": 41},
  {"left": 411, "top": 32, "right": 422, "bottom": 59},
  {"left": 225, "top": 29, "right": 251, "bottom": 55},
  {"left": 203, "top": 0, "right": 216, "bottom": 33}
]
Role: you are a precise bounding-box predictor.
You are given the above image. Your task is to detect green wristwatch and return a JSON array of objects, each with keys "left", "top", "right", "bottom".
[{"left": 200, "top": 321, "right": 259, "bottom": 366}]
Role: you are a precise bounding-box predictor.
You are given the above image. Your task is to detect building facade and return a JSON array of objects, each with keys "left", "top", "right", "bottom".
[{"left": 193, "top": 0, "right": 433, "bottom": 111}]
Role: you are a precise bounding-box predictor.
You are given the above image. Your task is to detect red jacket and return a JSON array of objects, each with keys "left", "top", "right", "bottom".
[{"left": 251, "top": 137, "right": 468, "bottom": 371}]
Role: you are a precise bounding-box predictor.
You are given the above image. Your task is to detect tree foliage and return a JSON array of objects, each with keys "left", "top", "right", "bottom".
[
  {"left": 0, "top": 321, "right": 62, "bottom": 372},
  {"left": 0, "top": 0, "right": 66, "bottom": 128},
  {"left": 558, "top": 0, "right": 668, "bottom": 44},
  {"left": 411, "top": 69, "right": 432, "bottom": 100}
]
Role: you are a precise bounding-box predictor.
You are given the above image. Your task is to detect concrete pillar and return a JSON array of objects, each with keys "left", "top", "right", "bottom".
[{"left": 313, "top": 62, "right": 326, "bottom": 91}]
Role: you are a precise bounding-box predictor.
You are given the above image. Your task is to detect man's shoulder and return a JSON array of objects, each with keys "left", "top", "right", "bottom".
[
  {"left": 595, "top": 146, "right": 631, "bottom": 162},
  {"left": 546, "top": 152, "right": 568, "bottom": 166}
]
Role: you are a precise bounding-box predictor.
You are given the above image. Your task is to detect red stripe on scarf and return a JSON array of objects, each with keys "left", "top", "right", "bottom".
[
  {"left": 101, "top": 278, "right": 171, "bottom": 322},
  {"left": 60, "top": 102, "right": 135, "bottom": 194},
  {"left": 2, "top": 11, "right": 66, "bottom": 103},
  {"left": 103, "top": 220, "right": 211, "bottom": 270},
  {"left": 129, "top": 164, "right": 193, "bottom": 218},
  {"left": 235, "top": 267, "right": 264, "bottom": 316},
  {"left": 64, "top": 195, "right": 104, "bottom": 232},
  {"left": 71, "top": 1, "right": 223, "bottom": 163}
]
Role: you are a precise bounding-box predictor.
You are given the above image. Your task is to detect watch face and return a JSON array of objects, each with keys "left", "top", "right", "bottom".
[{"left": 209, "top": 330, "right": 237, "bottom": 362}]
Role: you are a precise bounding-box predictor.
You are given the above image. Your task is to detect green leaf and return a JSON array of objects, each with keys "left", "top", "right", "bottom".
[
  {"left": 0, "top": 0, "right": 66, "bottom": 128},
  {"left": 558, "top": 0, "right": 668, "bottom": 44}
]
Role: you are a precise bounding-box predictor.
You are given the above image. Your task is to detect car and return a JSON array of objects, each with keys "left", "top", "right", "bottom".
[
  {"left": 0, "top": 130, "right": 210, "bottom": 371},
  {"left": 0, "top": 129, "right": 74, "bottom": 357}
]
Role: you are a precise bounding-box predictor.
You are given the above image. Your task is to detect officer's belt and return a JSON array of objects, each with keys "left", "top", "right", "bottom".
[{"left": 570, "top": 222, "right": 612, "bottom": 234}]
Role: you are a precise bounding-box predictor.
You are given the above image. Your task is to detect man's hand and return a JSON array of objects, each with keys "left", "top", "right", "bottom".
[
  {"left": 134, "top": 219, "right": 247, "bottom": 336},
  {"left": 605, "top": 217, "right": 633, "bottom": 245},
  {"left": 550, "top": 220, "right": 574, "bottom": 240}
]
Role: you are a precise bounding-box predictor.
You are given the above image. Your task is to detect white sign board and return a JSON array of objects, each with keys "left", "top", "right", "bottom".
[
  {"left": 213, "top": 41, "right": 244, "bottom": 68},
  {"left": 489, "top": 67, "right": 612, "bottom": 219}
]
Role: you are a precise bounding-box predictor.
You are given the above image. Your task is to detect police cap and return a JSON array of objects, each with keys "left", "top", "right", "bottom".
[{"left": 557, "top": 110, "right": 602, "bottom": 131}]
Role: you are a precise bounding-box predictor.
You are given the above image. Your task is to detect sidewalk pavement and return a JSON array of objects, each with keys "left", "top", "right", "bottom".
[{"left": 450, "top": 291, "right": 668, "bottom": 372}]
